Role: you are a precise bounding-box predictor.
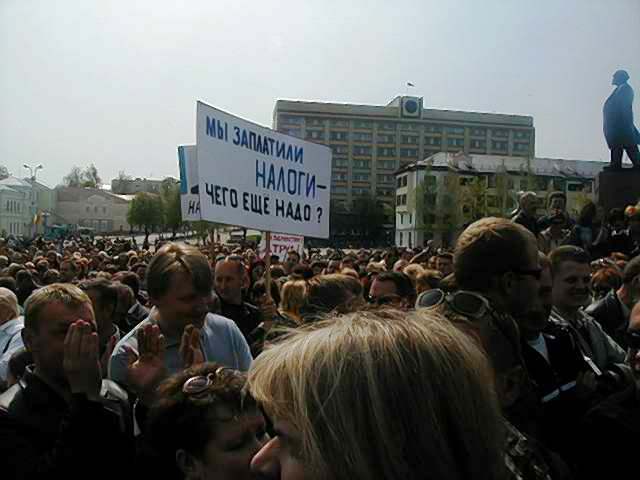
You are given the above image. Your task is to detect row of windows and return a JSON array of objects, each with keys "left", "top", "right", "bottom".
[
  {"left": 6, "top": 222, "right": 23, "bottom": 235},
  {"left": 396, "top": 194, "right": 408, "bottom": 206},
  {"left": 331, "top": 172, "right": 396, "bottom": 183},
  {"left": 331, "top": 158, "right": 399, "bottom": 169},
  {"left": 86, "top": 206, "right": 108, "bottom": 214},
  {"left": 279, "top": 115, "right": 531, "bottom": 139},
  {"left": 319, "top": 133, "right": 529, "bottom": 152},
  {"left": 4, "top": 200, "right": 23, "bottom": 213},
  {"left": 397, "top": 176, "right": 409, "bottom": 188}
]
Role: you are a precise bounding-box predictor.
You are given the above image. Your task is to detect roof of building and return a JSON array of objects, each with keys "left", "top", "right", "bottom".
[
  {"left": 55, "top": 186, "right": 130, "bottom": 204},
  {"left": 0, "top": 184, "right": 21, "bottom": 194},
  {"left": 275, "top": 98, "right": 533, "bottom": 126},
  {"left": 0, "top": 176, "right": 32, "bottom": 188},
  {"left": 397, "top": 152, "right": 604, "bottom": 179}
]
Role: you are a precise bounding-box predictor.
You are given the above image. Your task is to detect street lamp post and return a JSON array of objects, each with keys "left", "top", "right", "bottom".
[
  {"left": 23, "top": 163, "right": 43, "bottom": 182},
  {"left": 23, "top": 164, "right": 43, "bottom": 238}
]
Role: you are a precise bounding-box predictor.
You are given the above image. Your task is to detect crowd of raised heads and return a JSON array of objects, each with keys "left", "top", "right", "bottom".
[{"left": 1, "top": 192, "right": 640, "bottom": 480}]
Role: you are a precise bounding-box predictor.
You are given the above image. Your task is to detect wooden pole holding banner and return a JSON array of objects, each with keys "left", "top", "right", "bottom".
[{"left": 264, "top": 231, "right": 272, "bottom": 302}]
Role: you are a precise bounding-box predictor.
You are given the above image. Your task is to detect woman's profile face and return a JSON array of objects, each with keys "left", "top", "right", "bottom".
[{"left": 195, "top": 407, "right": 269, "bottom": 480}]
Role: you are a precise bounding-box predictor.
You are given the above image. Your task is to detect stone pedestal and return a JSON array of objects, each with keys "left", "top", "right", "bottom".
[{"left": 598, "top": 169, "right": 640, "bottom": 211}]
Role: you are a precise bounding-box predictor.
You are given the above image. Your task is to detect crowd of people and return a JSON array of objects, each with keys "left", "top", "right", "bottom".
[{"left": 1, "top": 190, "right": 640, "bottom": 479}]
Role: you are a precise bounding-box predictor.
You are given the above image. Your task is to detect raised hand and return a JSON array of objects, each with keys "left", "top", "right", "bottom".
[
  {"left": 179, "top": 324, "right": 204, "bottom": 369},
  {"left": 64, "top": 320, "right": 102, "bottom": 400},
  {"left": 125, "top": 324, "right": 167, "bottom": 404}
]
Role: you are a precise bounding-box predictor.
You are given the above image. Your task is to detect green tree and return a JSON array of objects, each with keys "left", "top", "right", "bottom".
[
  {"left": 351, "top": 195, "right": 387, "bottom": 247},
  {"left": 494, "top": 163, "right": 513, "bottom": 217},
  {"left": 127, "top": 192, "right": 164, "bottom": 243},
  {"left": 409, "top": 171, "right": 438, "bottom": 244},
  {"left": 329, "top": 199, "right": 351, "bottom": 241},
  {"left": 63, "top": 166, "right": 83, "bottom": 187},
  {"left": 62, "top": 164, "right": 102, "bottom": 188},
  {"left": 82, "top": 164, "right": 101, "bottom": 188},
  {"left": 160, "top": 179, "right": 182, "bottom": 238},
  {"left": 461, "top": 176, "right": 488, "bottom": 222},
  {"left": 438, "top": 171, "right": 464, "bottom": 247}
]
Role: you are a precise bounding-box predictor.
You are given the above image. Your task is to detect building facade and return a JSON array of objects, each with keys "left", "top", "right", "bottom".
[
  {"left": 273, "top": 96, "right": 535, "bottom": 212},
  {"left": 0, "top": 182, "right": 30, "bottom": 237},
  {"left": 54, "top": 187, "right": 131, "bottom": 233},
  {"left": 395, "top": 152, "right": 602, "bottom": 248}
]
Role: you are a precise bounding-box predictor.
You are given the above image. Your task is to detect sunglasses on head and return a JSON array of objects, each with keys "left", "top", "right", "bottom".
[
  {"left": 182, "top": 366, "right": 235, "bottom": 400},
  {"left": 416, "top": 289, "right": 521, "bottom": 360}
]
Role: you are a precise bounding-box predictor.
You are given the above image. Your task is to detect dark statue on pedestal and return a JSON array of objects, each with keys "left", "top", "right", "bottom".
[{"left": 603, "top": 70, "right": 640, "bottom": 169}]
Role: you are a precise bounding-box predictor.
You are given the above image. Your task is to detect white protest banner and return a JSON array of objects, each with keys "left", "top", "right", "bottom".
[
  {"left": 178, "top": 145, "right": 201, "bottom": 221},
  {"left": 196, "top": 101, "right": 331, "bottom": 238},
  {"left": 258, "top": 232, "right": 304, "bottom": 257}
]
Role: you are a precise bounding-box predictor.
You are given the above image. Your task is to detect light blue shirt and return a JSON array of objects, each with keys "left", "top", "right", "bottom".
[
  {"left": 108, "top": 312, "right": 252, "bottom": 388},
  {"left": 0, "top": 316, "right": 25, "bottom": 381}
]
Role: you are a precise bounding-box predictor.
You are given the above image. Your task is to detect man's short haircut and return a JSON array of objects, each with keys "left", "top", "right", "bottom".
[
  {"left": 303, "top": 274, "right": 363, "bottom": 317},
  {"left": 548, "top": 246, "right": 591, "bottom": 276},
  {"left": 454, "top": 217, "right": 534, "bottom": 292},
  {"left": 374, "top": 271, "right": 416, "bottom": 301},
  {"left": 79, "top": 278, "right": 119, "bottom": 309},
  {"left": 547, "top": 191, "right": 567, "bottom": 208},
  {"left": 112, "top": 271, "right": 141, "bottom": 297},
  {"left": 623, "top": 256, "right": 640, "bottom": 284},
  {"left": 215, "top": 257, "right": 246, "bottom": 277},
  {"left": 0, "top": 277, "right": 17, "bottom": 294},
  {"left": 147, "top": 243, "right": 212, "bottom": 300},
  {"left": 24, "top": 283, "right": 91, "bottom": 331},
  {"left": 519, "top": 191, "right": 537, "bottom": 206}
]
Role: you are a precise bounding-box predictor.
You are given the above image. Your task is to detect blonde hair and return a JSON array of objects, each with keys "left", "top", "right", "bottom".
[
  {"left": 248, "top": 310, "right": 504, "bottom": 480},
  {"left": 24, "top": 283, "right": 91, "bottom": 331},
  {"left": 0, "top": 287, "right": 19, "bottom": 325},
  {"left": 402, "top": 263, "right": 425, "bottom": 284},
  {"left": 280, "top": 280, "right": 307, "bottom": 318}
]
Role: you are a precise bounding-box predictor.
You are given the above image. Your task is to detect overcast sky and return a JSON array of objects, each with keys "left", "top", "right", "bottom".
[{"left": 1, "top": 0, "right": 639, "bottom": 187}]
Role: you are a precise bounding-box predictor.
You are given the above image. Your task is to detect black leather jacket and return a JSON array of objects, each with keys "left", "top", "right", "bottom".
[
  {"left": 0, "top": 368, "right": 133, "bottom": 480},
  {"left": 585, "top": 290, "right": 629, "bottom": 349}
]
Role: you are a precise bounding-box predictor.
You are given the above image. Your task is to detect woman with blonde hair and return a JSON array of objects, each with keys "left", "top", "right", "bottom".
[
  {"left": 248, "top": 310, "right": 505, "bottom": 480},
  {"left": 279, "top": 280, "right": 307, "bottom": 324}
]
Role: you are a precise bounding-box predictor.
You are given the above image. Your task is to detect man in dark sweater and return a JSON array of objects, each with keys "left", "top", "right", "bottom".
[
  {"left": 0, "top": 283, "right": 134, "bottom": 480},
  {"left": 215, "top": 258, "right": 274, "bottom": 341}
]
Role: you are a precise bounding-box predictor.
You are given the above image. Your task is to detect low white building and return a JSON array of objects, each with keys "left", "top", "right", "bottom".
[
  {"left": 395, "top": 152, "right": 604, "bottom": 248},
  {"left": 54, "top": 187, "right": 131, "bottom": 233},
  {"left": 0, "top": 182, "right": 30, "bottom": 237}
]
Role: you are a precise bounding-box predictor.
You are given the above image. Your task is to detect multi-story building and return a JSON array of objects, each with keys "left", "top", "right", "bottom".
[
  {"left": 111, "top": 177, "right": 178, "bottom": 195},
  {"left": 395, "top": 152, "right": 603, "bottom": 248},
  {"left": 0, "top": 179, "right": 31, "bottom": 237},
  {"left": 273, "top": 96, "right": 535, "bottom": 213}
]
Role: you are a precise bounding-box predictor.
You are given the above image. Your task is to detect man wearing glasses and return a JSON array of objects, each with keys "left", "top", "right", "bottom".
[
  {"left": 368, "top": 271, "right": 416, "bottom": 309},
  {"left": 416, "top": 218, "right": 567, "bottom": 479},
  {"left": 417, "top": 217, "right": 542, "bottom": 411}
]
